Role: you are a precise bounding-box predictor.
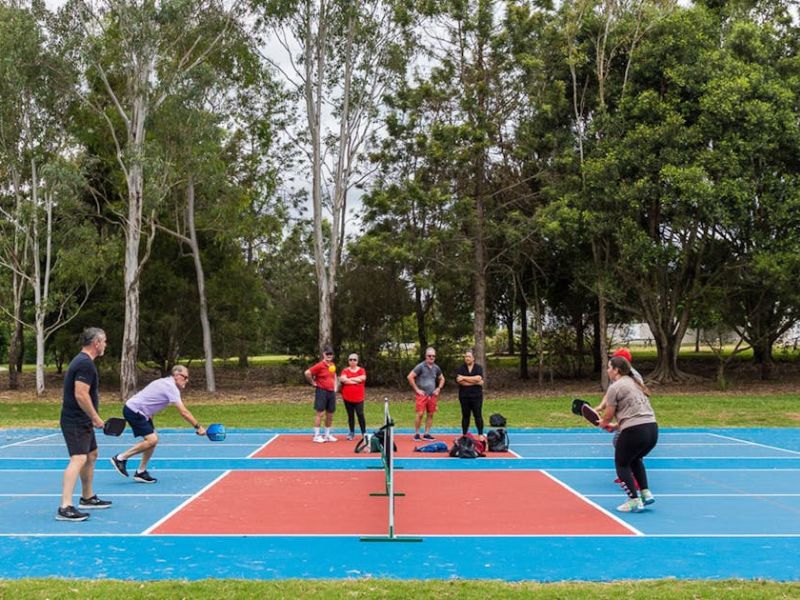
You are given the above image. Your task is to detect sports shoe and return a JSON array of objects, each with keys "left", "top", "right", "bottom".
[
  {"left": 325, "top": 434, "right": 338, "bottom": 442},
  {"left": 346, "top": 432, "right": 355, "bottom": 441},
  {"left": 79, "top": 495, "right": 112, "bottom": 509},
  {"left": 110, "top": 455, "right": 129, "bottom": 478},
  {"left": 422, "top": 433, "right": 435, "bottom": 440},
  {"left": 56, "top": 505, "right": 89, "bottom": 522},
  {"left": 413, "top": 433, "right": 422, "bottom": 441},
  {"left": 133, "top": 470, "right": 157, "bottom": 484},
  {"left": 616, "top": 498, "right": 645, "bottom": 513},
  {"left": 313, "top": 435, "right": 326, "bottom": 443},
  {"left": 640, "top": 489, "right": 655, "bottom": 505}
]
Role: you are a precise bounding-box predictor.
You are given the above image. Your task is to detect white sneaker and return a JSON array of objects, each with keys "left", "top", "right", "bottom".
[
  {"left": 617, "top": 498, "right": 645, "bottom": 513},
  {"left": 312, "top": 435, "right": 326, "bottom": 443},
  {"left": 325, "top": 434, "right": 338, "bottom": 442},
  {"left": 641, "top": 489, "right": 655, "bottom": 505}
]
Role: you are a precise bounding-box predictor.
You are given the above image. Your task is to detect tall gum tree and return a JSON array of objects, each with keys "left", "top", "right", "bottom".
[{"left": 58, "top": 0, "right": 241, "bottom": 398}]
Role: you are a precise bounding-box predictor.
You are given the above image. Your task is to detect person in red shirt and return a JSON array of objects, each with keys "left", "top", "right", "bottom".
[
  {"left": 304, "top": 346, "right": 338, "bottom": 442},
  {"left": 339, "top": 353, "right": 367, "bottom": 441}
]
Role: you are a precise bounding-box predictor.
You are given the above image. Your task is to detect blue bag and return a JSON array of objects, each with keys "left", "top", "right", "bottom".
[{"left": 413, "top": 441, "right": 448, "bottom": 453}]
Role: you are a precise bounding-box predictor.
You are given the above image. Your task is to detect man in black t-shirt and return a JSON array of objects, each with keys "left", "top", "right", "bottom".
[{"left": 57, "top": 327, "right": 111, "bottom": 522}]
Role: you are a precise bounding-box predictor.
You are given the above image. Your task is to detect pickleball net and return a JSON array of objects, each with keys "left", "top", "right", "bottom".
[{"left": 361, "top": 399, "right": 421, "bottom": 543}]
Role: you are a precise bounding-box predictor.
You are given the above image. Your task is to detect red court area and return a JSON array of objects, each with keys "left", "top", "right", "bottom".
[
  {"left": 151, "top": 470, "right": 634, "bottom": 536},
  {"left": 251, "top": 433, "right": 513, "bottom": 458}
]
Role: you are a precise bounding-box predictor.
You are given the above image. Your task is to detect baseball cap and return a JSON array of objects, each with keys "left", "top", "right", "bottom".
[
  {"left": 611, "top": 348, "right": 632, "bottom": 362},
  {"left": 322, "top": 345, "right": 334, "bottom": 355}
]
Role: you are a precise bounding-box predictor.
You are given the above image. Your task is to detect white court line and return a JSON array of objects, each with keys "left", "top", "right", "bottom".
[
  {"left": 247, "top": 433, "right": 280, "bottom": 458},
  {"left": 1, "top": 532, "right": 800, "bottom": 538},
  {"left": 141, "top": 470, "right": 231, "bottom": 535},
  {"left": 512, "top": 442, "right": 747, "bottom": 447},
  {"left": 586, "top": 493, "right": 800, "bottom": 498},
  {"left": 0, "top": 493, "right": 190, "bottom": 498},
  {"left": 0, "top": 433, "right": 59, "bottom": 450},
  {"left": 538, "top": 469, "right": 643, "bottom": 536},
  {"left": 16, "top": 443, "right": 262, "bottom": 447},
  {"left": 1, "top": 455, "right": 799, "bottom": 461},
  {"left": 708, "top": 432, "right": 800, "bottom": 456}
]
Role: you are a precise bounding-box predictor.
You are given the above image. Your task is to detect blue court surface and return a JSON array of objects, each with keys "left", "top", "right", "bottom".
[{"left": 0, "top": 426, "right": 799, "bottom": 581}]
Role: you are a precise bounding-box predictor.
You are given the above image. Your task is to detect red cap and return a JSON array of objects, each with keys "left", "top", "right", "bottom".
[{"left": 611, "top": 348, "right": 632, "bottom": 362}]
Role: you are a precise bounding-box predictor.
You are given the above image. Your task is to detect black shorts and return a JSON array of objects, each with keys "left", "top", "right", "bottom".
[
  {"left": 61, "top": 422, "right": 98, "bottom": 456},
  {"left": 123, "top": 404, "right": 156, "bottom": 437},
  {"left": 314, "top": 388, "right": 336, "bottom": 413}
]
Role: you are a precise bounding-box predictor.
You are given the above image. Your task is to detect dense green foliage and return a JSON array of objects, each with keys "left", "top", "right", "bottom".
[{"left": 2, "top": 0, "right": 800, "bottom": 396}]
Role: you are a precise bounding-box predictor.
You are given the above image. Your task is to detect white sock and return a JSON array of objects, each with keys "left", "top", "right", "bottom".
[
  {"left": 325, "top": 428, "right": 331, "bottom": 436},
  {"left": 314, "top": 427, "right": 320, "bottom": 437}
]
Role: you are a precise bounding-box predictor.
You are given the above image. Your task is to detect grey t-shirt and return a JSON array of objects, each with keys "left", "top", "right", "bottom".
[
  {"left": 606, "top": 376, "right": 656, "bottom": 431},
  {"left": 412, "top": 362, "right": 443, "bottom": 395}
]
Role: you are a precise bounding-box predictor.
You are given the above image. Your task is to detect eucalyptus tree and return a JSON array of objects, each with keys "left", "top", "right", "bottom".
[
  {"left": 0, "top": 2, "right": 107, "bottom": 395},
  {"left": 57, "top": 0, "right": 244, "bottom": 398},
  {"left": 252, "top": 0, "right": 413, "bottom": 354},
  {"left": 150, "top": 24, "right": 282, "bottom": 391}
]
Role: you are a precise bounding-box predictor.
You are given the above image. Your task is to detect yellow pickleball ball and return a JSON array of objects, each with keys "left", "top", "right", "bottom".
[{"left": 328, "top": 364, "right": 336, "bottom": 373}]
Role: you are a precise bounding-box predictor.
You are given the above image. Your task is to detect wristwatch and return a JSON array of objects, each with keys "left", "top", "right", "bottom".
[{"left": 193, "top": 423, "right": 201, "bottom": 430}]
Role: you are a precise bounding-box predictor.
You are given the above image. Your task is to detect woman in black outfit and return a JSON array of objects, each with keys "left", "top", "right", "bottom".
[{"left": 455, "top": 349, "right": 484, "bottom": 436}]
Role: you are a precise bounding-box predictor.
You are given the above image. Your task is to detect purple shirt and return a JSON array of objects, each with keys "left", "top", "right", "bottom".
[{"left": 125, "top": 376, "right": 182, "bottom": 419}]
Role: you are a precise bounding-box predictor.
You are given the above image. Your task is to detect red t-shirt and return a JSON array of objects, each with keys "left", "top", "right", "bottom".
[
  {"left": 308, "top": 360, "right": 336, "bottom": 391},
  {"left": 340, "top": 367, "right": 366, "bottom": 402}
]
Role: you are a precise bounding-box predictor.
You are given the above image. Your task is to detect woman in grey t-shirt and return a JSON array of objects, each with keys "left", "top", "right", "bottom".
[{"left": 598, "top": 355, "right": 658, "bottom": 513}]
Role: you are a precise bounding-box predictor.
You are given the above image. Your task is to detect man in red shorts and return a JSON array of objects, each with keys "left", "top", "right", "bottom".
[
  {"left": 407, "top": 346, "right": 445, "bottom": 440},
  {"left": 304, "top": 346, "right": 338, "bottom": 442}
]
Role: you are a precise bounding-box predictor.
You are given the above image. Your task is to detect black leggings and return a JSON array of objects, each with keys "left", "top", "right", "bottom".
[
  {"left": 344, "top": 400, "right": 366, "bottom": 434},
  {"left": 459, "top": 397, "right": 484, "bottom": 435},
  {"left": 615, "top": 422, "right": 658, "bottom": 498}
]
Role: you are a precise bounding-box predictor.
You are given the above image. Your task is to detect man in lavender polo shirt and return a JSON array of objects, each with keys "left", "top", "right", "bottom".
[{"left": 110, "top": 365, "right": 206, "bottom": 483}]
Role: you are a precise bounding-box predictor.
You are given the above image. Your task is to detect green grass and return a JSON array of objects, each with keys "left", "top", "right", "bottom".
[
  {"left": 0, "top": 578, "right": 798, "bottom": 599},
  {"left": 2, "top": 393, "right": 798, "bottom": 429}
]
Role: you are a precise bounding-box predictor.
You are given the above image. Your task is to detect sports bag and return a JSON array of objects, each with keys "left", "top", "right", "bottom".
[
  {"left": 489, "top": 413, "right": 507, "bottom": 427},
  {"left": 449, "top": 434, "right": 484, "bottom": 458},
  {"left": 486, "top": 428, "right": 509, "bottom": 452}
]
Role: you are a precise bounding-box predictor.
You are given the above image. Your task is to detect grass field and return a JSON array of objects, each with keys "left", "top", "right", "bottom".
[
  {"left": 1, "top": 578, "right": 799, "bottom": 599},
  {"left": 1, "top": 393, "right": 798, "bottom": 429}
]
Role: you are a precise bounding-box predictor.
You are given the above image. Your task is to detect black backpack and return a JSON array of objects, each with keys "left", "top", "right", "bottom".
[
  {"left": 486, "top": 428, "right": 509, "bottom": 452},
  {"left": 449, "top": 435, "right": 484, "bottom": 458},
  {"left": 489, "top": 413, "right": 507, "bottom": 427}
]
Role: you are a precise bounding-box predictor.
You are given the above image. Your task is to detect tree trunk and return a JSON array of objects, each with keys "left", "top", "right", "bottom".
[
  {"left": 598, "top": 289, "right": 609, "bottom": 391},
  {"left": 414, "top": 285, "right": 427, "bottom": 361},
  {"left": 120, "top": 162, "right": 144, "bottom": 400},
  {"left": 505, "top": 313, "right": 514, "bottom": 355},
  {"left": 753, "top": 338, "right": 774, "bottom": 380},
  {"left": 592, "top": 311, "right": 601, "bottom": 374},
  {"left": 119, "top": 67, "right": 151, "bottom": 400},
  {"left": 643, "top": 306, "right": 695, "bottom": 383},
  {"left": 472, "top": 157, "right": 487, "bottom": 382},
  {"left": 518, "top": 282, "right": 528, "bottom": 380},
  {"left": 574, "top": 312, "right": 585, "bottom": 377},
  {"left": 30, "top": 160, "right": 46, "bottom": 397},
  {"left": 185, "top": 178, "right": 216, "bottom": 392},
  {"left": 8, "top": 320, "right": 23, "bottom": 390}
]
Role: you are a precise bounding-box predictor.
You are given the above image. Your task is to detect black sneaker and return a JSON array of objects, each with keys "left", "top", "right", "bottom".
[
  {"left": 110, "top": 455, "right": 128, "bottom": 478},
  {"left": 413, "top": 433, "right": 422, "bottom": 441},
  {"left": 56, "top": 505, "right": 90, "bottom": 521},
  {"left": 133, "top": 470, "right": 157, "bottom": 484},
  {"left": 79, "top": 495, "right": 112, "bottom": 509},
  {"left": 422, "top": 433, "right": 435, "bottom": 440}
]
